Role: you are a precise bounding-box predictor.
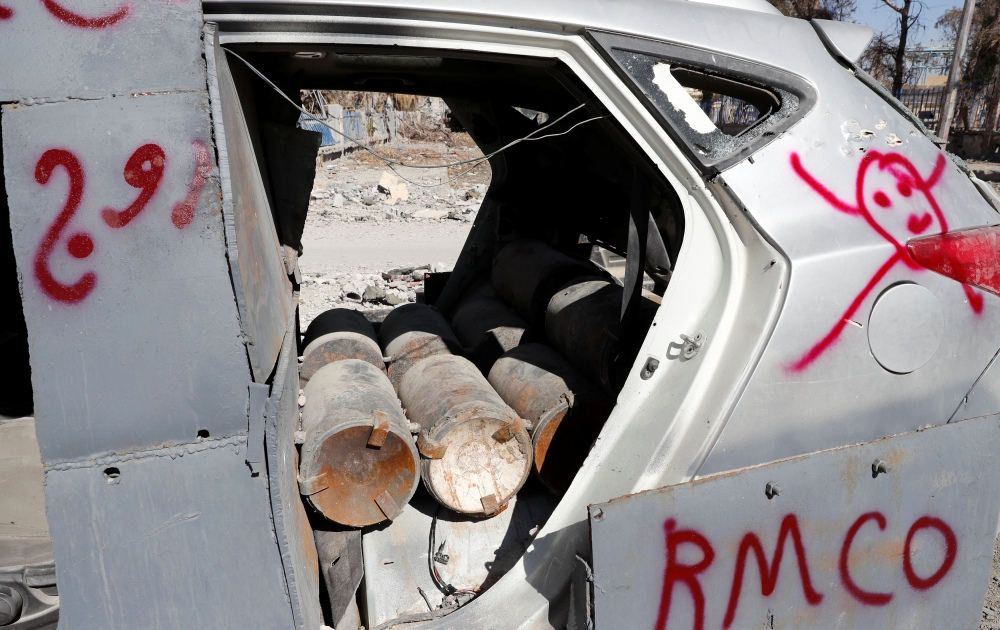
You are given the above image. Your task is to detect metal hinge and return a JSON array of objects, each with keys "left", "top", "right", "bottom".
[{"left": 679, "top": 330, "right": 706, "bottom": 360}]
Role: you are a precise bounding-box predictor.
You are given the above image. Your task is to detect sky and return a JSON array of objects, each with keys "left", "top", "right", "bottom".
[{"left": 852, "top": 0, "right": 964, "bottom": 46}]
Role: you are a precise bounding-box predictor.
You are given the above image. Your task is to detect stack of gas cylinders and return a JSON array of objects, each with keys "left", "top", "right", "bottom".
[{"left": 296, "top": 239, "right": 658, "bottom": 527}]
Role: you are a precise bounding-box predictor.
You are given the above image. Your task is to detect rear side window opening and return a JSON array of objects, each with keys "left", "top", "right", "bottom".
[
  {"left": 222, "top": 44, "right": 687, "bottom": 628},
  {"left": 588, "top": 30, "right": 817, "bottom": 173}
]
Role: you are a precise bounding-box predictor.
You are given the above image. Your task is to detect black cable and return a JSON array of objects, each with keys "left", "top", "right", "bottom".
[{"left": 428, "top": 507, "right": 454, "bottom": 595}]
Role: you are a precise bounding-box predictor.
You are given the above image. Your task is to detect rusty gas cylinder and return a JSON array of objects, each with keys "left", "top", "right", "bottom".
[
  {"left": 491, "top": 239, "right": 605, "bottom": 327},
  {"left": 397, "top": 354, "right": 532, "bottom": 516},
  {"left": 489, "top": 343, "right": 614, "bottom": 494},
  {"left": 298, "top": 359, "right": 420, "bottom": 527},
  {"left": 449, "top": 278, "right": 535, "bottom": 375},
  {"left": 378, "top": 303, "right": 461, "bottom": 389},
  {"left": 300, "top": 309, "right": 385, "bottom": 384}
]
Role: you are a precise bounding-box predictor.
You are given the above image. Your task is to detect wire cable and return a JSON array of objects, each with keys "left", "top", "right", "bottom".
[{"left": 221, "top": 48, "right": 608, "bottom": 187}]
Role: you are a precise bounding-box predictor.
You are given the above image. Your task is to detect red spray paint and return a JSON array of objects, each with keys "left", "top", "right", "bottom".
[
  {"left": 788, "top": 151, "right": 983, "bottom": 372},
  {"left": 903, "top": 516, "right": 957, "bottom": 590},
  {"left": 723, "top": 514, "right": 822, "bottom": 628},
  {"left": 101, "top": 144, "right": 165, "bottom": 228},
  {"left": 653, "top": 519, "right": 715, "bottom": 630},
  {"left": 839, "top": 511, "right": 894, "bottom": 605},
  {"left": 33, "top": 149, "right": 97, "bottom": 303},
  {"left": 0, "top": 5, "right": 13, "bottom": 19},
  {"left": 171, "top": 140, "right": 211, "bottom": 229},
  {"left": 41, "top": 0, "right": 131, "bottom": 28}
]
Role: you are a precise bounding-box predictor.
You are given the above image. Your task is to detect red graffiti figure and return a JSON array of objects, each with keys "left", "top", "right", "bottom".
[
  {"left": 170, "top": 139, "right": 211, "bottom": 229},
  {"left": 653, "top": 519, "right": 715, "bottom": 630},
  {"left": 34, "top": 149, "right": 97, "bottom": 303},
  {"left": 789, "top": 151, "right": 983, "bottom": 372},
  {"left": 101, "top": 143, "right": 165, "bottom": 228},
  {"left": 723, "top": 514, "right": 822, "bottom": 628},
  {"left": 40, "top": 0, "right": 131, "bottom": 28}
]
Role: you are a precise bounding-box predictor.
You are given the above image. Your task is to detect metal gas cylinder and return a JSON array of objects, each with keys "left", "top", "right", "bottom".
[
  {"left": 378, "top": 303, "right": 461, "bottom": 389},
  {"left": 300, "top": 309, "right": 385, "bottom": 384},
  {"left": 298, "top": 359, "right": 420, "bottom": 527},
  {"left": 545, "top": 279, "right": 659, "bottom": 395},
  {"left": 489, "top": 343, "right": 614, "bottom": 494},
  {"left": 397, "top": 354, "right": 532, "bottom": 516},
  {"left": 545, "top": 279, "right": 623, "bottom": 395},
  {"left": 491, "top": 239, "right": 604, "bottom": 327},
  {"left": 449, "top": 278, "right": 535, "bottom": 375}
]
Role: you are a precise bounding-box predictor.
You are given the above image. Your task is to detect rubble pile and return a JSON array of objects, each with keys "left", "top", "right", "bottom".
[
  {"left": 307, "top": 167, "right": 486, "bottom": 226},
  {"left": 299, "top": 263, "right": 455, "bottom": 328}
]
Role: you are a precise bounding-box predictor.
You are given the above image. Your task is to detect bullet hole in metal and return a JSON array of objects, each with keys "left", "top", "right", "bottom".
[{"left": 104, "top": 467, "right": 121, "bottom": 484}]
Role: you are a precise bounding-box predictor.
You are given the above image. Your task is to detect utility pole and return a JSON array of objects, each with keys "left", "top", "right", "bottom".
[{"left": 939, "top": 0, "right": 977, "bottom": 142}]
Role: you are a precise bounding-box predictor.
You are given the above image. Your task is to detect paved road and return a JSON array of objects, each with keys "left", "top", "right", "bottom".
[{"left": 299, "top": 220, "right": 470, "bottom": 275}]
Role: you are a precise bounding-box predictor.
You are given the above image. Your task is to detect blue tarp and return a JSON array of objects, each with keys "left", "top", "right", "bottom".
[{"left": 298, "top": 111, "right": 370, "bottom": 147}]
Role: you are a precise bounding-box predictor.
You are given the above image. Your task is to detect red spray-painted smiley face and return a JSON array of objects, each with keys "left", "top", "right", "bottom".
[
  {"left": 856, "top": 152, "right": 948, "bottom": 251},
  {"left": 788, "top": 150, "right": 982, "bottom": 373}
]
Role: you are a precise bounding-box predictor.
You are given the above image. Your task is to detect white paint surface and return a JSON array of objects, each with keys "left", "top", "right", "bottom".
[{"left": 651, "top": 63, "right": 717, "bottom": 134}]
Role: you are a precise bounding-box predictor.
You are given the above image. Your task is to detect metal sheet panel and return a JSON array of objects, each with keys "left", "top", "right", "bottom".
[
  {"left": 0, "top": 0, "right": 205, "bottom": 101},
  {"left": 44, "top": 439, "right": 295, "bottom": 630},
  {"left": 589, "top": 416, "right": 1000, "bottom": 630},
  {"left": 361, "top": 489, "right": 559, "bottom": 628},
  {"left": 264, "top": 313, "right": 322, "bottom": 630},
  {"left": 204, "top": 24, "right": 293, "bottom": 382},
  {"left": 1, "top": 94, "right": 251, "bottom": 464}
]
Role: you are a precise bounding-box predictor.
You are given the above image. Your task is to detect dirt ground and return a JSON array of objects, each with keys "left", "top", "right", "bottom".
[{"left": 297, "top": 136, "right": 490, "bottom": 329}]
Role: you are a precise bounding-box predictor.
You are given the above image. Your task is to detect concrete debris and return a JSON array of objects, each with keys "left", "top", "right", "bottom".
[
  {"left": 363, "top": 284, "right": 386, "bottom": 302},
  {"left": 306, "top": 149, "right": 486, "bottom": 225},
  {"left": 377, "top": 171, "right": 409, "bottom": 205},
  {"left": 299, "top": 264, "right": 460, "bottom": 328}
]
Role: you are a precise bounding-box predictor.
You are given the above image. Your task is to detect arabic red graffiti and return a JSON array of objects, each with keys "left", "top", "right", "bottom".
[
  {"left": 40, "top": 0, "right": 131, "bottom": 28},
  {"left": 101, "top": 144, "right": 165, "bottom": 228},
  {"left": 34, "top": 141, "right": 209, "bottom": 304},
  {"left": 33, "top": 149, "right": 97, "bottom": 303},
  {"left": 788, "top": 151, "right": 983, "bottom": 373},
  {"left": 0, "top": 5, "right": 13, "bottom": 19},
  {"left": 653, "top": 512, "right": 957, "bottom": 630},
  {"left": 170, "top": 139, "right": 211, "bottom": 229}
]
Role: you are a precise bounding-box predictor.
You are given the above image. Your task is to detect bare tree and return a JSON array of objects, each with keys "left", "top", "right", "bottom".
[
  {"left": 879, "top": 0, "right": 924, "bottom": 95},
  {"left": 860, "top": 32, "right": 901, "bottom": 87},
  {"left": 938, "top": 0, "right": 1000, "bottom": 82},
  {"left": 767, "top": 0, "right": 856, "bottom": 21}
]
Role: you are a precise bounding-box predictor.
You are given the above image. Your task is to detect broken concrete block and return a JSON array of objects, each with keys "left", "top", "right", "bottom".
[
  {"left": 363, "top": 284, "right": 386, "bottom": 302},
  {"left": 377, "top": 171, "right": 409, "bottom": 204},
  {"left": 383, "top": 289, "right": 406, "bottom": 305},
  {"left": 333, "top": 193, "right": 344, "bottom": 208},
  {"left": 342, "top": 282, "right": 365, "bottom": 301}
]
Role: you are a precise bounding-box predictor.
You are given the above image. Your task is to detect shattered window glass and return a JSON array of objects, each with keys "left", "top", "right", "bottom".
[{"left": 610, "top": 49, "right": 798, "bottom": 168}]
